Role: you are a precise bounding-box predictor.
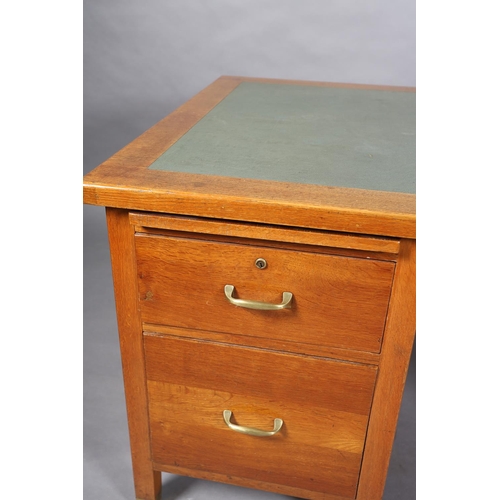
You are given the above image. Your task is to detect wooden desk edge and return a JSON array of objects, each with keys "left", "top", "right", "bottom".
[{"left": 83, "top": 180, "right": 415, "bottom": 239}]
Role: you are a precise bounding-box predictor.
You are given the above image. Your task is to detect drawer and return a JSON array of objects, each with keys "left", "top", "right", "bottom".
[
  {"left": 135, "top": 234, "right": 395, "bottom": 353},
  {"left": 144, "top": 334, "right": 378, "bottom": 499}
]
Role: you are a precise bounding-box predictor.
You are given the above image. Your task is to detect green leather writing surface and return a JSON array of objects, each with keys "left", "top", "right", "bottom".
[{"left": 149, "top": 82, "right": 415, "bottom": 194}]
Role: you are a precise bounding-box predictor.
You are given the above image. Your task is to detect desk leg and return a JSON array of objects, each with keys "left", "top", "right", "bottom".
[
  {"left": 106, "top": 207, "right": 161, "bottom": 500},
  {"left": 356, "top": 238, "right": 416, "bottom": 500}
]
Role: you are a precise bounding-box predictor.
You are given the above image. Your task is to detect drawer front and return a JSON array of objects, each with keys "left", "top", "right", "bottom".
[
  {"left": 144, "top": 334, "right": 378, "bottom": 499},
  {"left": 136, "top": 234, "right": 395, "bottom": 353}
]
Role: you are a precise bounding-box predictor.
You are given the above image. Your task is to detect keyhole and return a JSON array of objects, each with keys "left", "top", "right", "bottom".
[{"left": 255, "top": 258, "right": 267, "bottom": 269}]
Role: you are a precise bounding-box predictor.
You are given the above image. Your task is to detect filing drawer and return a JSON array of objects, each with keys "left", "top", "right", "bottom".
[
  {"left": 135, "top": 234, "right": 395, "bottom": 353},
  {"left": 144, "top": 333, "right": 378, "bottom": 499}
]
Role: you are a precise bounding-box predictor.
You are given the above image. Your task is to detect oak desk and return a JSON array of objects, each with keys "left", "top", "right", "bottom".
[{"left": 83, "top": 76, "right": 416, "bottom": 500}]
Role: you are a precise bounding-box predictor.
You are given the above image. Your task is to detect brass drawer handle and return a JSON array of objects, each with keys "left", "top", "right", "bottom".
[
  {"left": 223, "top": 410, "right": 283, "bottom": 437},
  {"left": 224, "top": 285, "right": 293, "bottom": 310}
]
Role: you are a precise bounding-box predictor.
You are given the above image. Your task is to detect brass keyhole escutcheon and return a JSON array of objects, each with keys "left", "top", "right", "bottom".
[{"left": 255, "top": 258, "right": 267, "bottom": 269}]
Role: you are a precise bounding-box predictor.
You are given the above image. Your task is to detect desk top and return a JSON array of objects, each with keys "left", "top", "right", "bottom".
[
  {"left": 150, "top": 82, "right": 415, "bottom": 195},
  {"left": 83, "top": 76, "right": 416, "bottom": 238}
]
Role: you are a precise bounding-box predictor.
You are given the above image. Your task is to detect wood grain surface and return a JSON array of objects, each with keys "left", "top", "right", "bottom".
[
  {"left": 133, "top": 226, "right": 399, "bottom": 263},
  {"left": 356, "top": 239, "right": 416, "bottom": 499},
  {"left": 152, "top": 463, "right": 353, "bottom": 500},
  {"left": 105, "top": 208, "right": 161, "bottom": 500},
  {"left": 129, "top": 212, "right": 401, "bottom": 254},
  {"left": 144, "top": 333, "right": 378, "bottom": 498},
  {"left": 135, "top": 233, "right": 395, "bottom": 353},
  {"left": 143, "top": 324, "right": 381, "bottom": 365}
]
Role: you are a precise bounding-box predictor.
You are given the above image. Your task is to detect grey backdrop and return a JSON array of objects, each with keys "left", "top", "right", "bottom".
[{"left": 83, "top": 1, "right": 416, "bottom": 499}]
